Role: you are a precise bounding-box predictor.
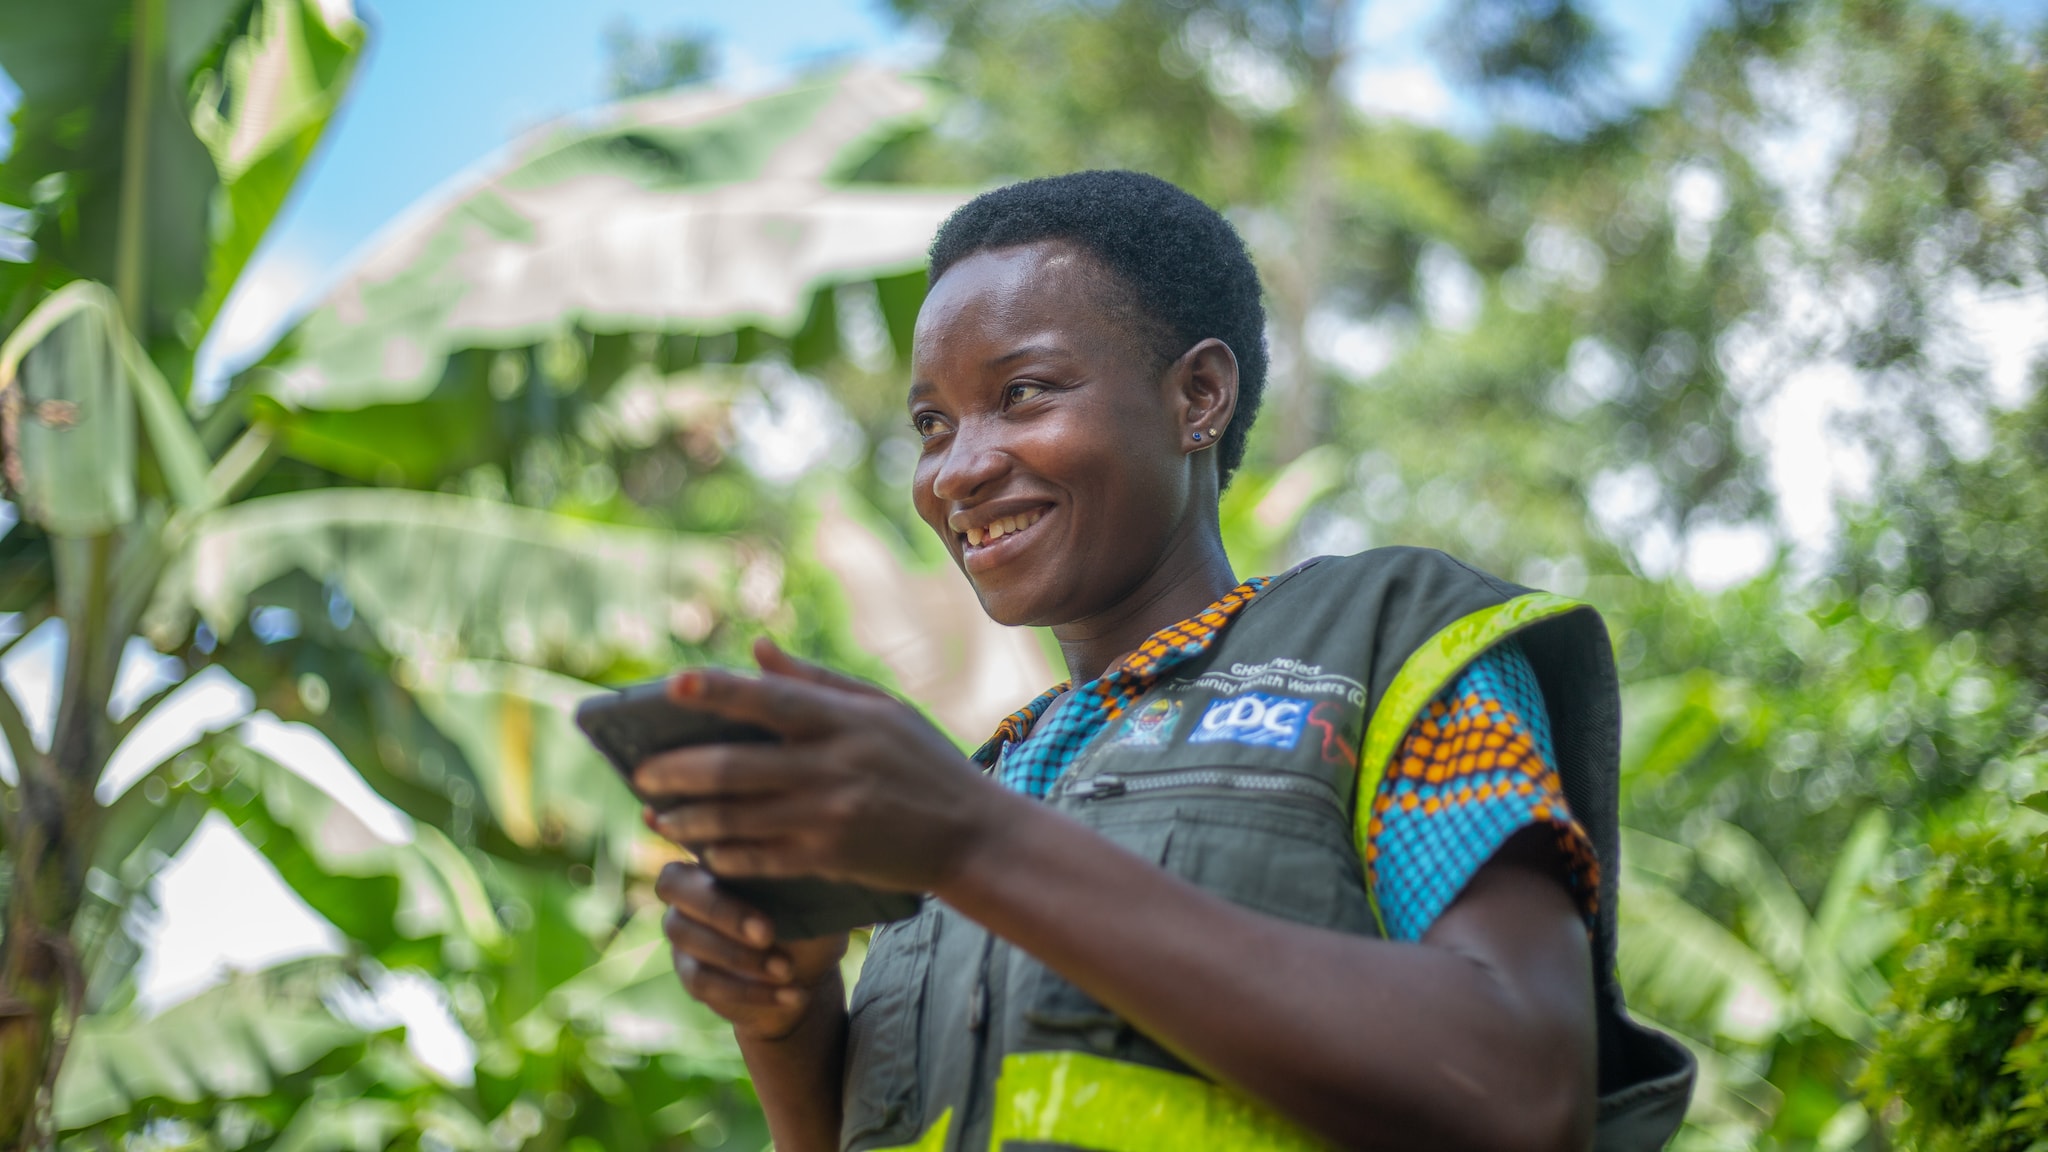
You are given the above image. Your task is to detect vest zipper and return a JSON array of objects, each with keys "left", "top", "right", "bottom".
[
  {"left": 954, "top": 931, "right": 998, "bottom": 1152},
  {"left": 1064, "top": 768, "right": 1343, "bottom": 810}
]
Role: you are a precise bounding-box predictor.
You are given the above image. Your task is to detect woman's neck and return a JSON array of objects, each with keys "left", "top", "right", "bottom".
[{"left": 1051, "top": 525, "right": 1239, "bottom": 684}]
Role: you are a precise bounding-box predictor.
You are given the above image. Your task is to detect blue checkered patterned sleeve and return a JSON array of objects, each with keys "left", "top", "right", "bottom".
[{"left": 1362, "top": 639, "right": 1600, "bottom": 943}]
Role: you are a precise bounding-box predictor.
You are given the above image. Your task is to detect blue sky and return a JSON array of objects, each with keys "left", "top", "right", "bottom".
[
  {"left": 7, "top": 0, "right": 2043, "bottom": 388},
  {"left": 268, "top": 0, "right": 2042, "bottom": 285},
  {"left": 208, "top": 0, "right": 1734, "bottom": 385}
]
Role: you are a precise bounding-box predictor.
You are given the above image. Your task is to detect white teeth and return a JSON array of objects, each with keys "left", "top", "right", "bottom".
[{"left": 964, "top": 510, "right": 1045, "bottom": 548}]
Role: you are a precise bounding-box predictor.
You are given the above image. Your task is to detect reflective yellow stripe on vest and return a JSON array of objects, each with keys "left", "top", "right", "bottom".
[
  {"left": 870, "top": 1108, "right": 952, "bottom": 1152},
  {"left": 1353, "top": 591, "right": 1591, "bottom": 936},
  {"left": 989, "top": 1051, "right": 1330, "bottom": 1151}
]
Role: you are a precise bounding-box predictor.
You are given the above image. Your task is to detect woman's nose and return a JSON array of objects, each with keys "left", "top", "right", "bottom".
[{"left": 928, "top": 418, "right": 1010, "bottom": 502}]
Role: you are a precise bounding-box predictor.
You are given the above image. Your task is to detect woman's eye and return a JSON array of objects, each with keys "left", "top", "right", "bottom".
[
  {"left": 912, "top": 413, "right": 947, "bottom": 438},
  {"left": 1005, "top": 382, "right": 1046, "bottom": 406}
]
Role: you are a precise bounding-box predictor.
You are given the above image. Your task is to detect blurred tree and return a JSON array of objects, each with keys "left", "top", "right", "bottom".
[
  {"left": 604, "top": 20, "right": 719, "bottom": 99},
  {"left": 1436, "top": 0, "right": 1618, "bottom": 129},
  {"left": 875, "top": 2, "right": 2048, "bottom": 1148},
  {"left": 1860, "top": 792, "right": 2048, "bottom": 1152},
  {"left": 0, "top": 0, "right": 366, "bottom": 1140},
  {"left": 887, "top": 0, "right": 1379, "bottom": 458},
  {"left": 1842, "top": 393, "right": 2048, "bottom": 693},
  {"left": 0, "top": 1, "right": 960, "bottom": 1141}
]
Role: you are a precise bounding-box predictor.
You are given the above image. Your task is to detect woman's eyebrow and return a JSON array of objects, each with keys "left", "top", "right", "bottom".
[{"left": 986, "top": 343, "right": 1067, "bottom": 368}]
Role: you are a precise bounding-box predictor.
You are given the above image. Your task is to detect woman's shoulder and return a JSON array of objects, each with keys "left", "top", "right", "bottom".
[{"left": 1269, "top": 546, "right": 1529, "bottom": 608}]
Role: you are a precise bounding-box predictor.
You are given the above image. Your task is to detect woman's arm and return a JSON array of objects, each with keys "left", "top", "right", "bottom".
[
  {"left": 643, "top": 642, "right": 1596, "bottom": 1152},
  {"left": 652, "top": 861, "right": 849, "bottom": 1152},
  {"left": 942, "top": 800, "right": 1595, "bottom": 1152}
]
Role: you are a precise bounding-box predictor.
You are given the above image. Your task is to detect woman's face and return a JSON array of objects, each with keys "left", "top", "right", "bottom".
[{"left": 908, "top": 241, "right": 1201, "bottom": 628}]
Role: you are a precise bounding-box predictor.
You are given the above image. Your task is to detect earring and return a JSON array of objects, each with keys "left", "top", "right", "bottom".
[
  {"left": 1192, "top": 431, "right": 1203, "bottom": 442},
  {"left": 1206, "top": 428, "right": 1216, "bottom": 437}
]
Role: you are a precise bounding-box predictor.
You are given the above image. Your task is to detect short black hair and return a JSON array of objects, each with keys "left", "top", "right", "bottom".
[{"left": 927, "top": 170, "right": 1268, "bottom": 488}]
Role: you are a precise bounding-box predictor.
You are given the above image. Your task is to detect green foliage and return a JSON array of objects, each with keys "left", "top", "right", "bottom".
[
  {"left": 1843, "top": 393, "right": 2048, "bottom": 693},
  {"left": 6, "top": 0, "right": 2047, "bottom": 1146},
  {"left": 1862, "top": 805, "right": 2048, "bottom": 1152},
  {"left": 0, "top": 0, "right": 363, "bottom": 387},
  {"left": 604, "top": 21, "right": 719, "bottom": 99},
  {"left": 57, "top": 961, "right": 377, "bottom": 1132}
]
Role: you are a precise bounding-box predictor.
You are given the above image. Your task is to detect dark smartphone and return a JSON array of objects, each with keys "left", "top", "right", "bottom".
[{"left": 574, "top": 679, "right": 921, "bottom": 940}]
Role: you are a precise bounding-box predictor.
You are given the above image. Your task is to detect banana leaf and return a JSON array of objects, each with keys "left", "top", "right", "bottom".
[
  {"left": 54, "top": 960, "right": 373, "bottom": 1131},
  {"left": 1617, "top": 872, "right": 1789, "bottom": 1045},
  {"left": 0, "top": 0, "right": 365, "bottom": 381},
  {"left": 407, "top": 659, "right": 647, "bottom": 865},
  {"left": 266, "top": 67, "right": 968, "bottom": 422},
  {"left": 143, "top": 488, "right": 739, "bottom": 674},
  {"left": 0, "top": 280, "right": 215, "bottom": 535}
]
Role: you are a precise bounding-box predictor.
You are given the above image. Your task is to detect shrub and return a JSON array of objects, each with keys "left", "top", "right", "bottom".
[{"left": 1863, "top": 798, "right": 2048, "bottom": 1152}]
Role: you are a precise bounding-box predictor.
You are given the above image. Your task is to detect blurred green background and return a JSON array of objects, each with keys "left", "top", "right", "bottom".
[{"left": 0, "top": 0, "right": 2044, "bottom": 1148}]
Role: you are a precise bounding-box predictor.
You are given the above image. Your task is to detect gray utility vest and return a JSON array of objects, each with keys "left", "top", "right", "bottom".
[{"left": 843, "top": 549, "right": 1696, "bottom": 1152}]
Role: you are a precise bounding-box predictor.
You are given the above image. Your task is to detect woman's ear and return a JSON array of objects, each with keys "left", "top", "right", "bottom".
[{"left": 1175, "top": 338, "right": 1239, "bottom": 454}]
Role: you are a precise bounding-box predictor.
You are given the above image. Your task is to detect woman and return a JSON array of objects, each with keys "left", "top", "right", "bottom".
[{"left": 634, "top": 171, "right": 1692, "bottom": 1152}]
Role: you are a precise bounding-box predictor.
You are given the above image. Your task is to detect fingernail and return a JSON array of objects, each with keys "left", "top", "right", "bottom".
[
  {"left": 672, "top": 671, "right": 703, "bottom": 698},
  {"left": 766, "top": 957, "right": 792, "bottom": 982},
  {"left": 777, "top": 987, "right": 803, "bottom": 1007},
  {"left": 745, "top": 917, "right": 774, "bottom": 947}
]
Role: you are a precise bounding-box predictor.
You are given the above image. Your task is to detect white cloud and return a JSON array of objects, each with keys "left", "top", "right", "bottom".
[
  {"left": 110, "top": 636, "right": 185, "bottom": 722},
  {"left": 732, "top": 362, "right": 862, "bottom": 484},
  {"left": 1751, "top": 359, "right": 1875, "bottom": 563},
  {"left": 193, "top": 244, "right": 322, "bottom": 405},
  {"left": 1418, "top": 242, "right": 1482, "bottom": 332},
  {"left": 240, "top": 714, "right": 415, "bottom": 845},
  {"left": 1943, "top": 272, "right": 2048, "bottom": 410},
  {"left": 0, "top": 617, "right": 65, "bottom": 760},
  {"left": 1358, "top": 0, "right": 1440, "bottom": 48},
  {"left": 1307, "top": 308, "right": 1403, "bottom": 381},
  {"left": 133, "top": 812, "right": 346, "bottom": 1012},
  {"left": 1669, "top": 163, "right": 1729, "bottom": 265},
  {"left": 1684, "top": 520, "right": 1776, "bottom": 591},
  {"left": 1347, "top": 63, "right": 1456, "bottom": 126},
  {"left": 98, "top": 666, "right": 255, "bottom": 801}
]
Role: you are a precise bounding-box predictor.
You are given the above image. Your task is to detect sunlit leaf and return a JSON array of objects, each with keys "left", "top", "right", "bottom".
[
  {"left": 1693, "top": 819, "right": 1812, "bottom": 982},
  {"left": 54, "top": 962, "right": 372, "bottom": 1131},
  {"left": 267, "top": 68, "right": 967, "bottom": 412},
  {"left": 206, "top": 735, "right": 506, "bottom": 960},
  {"left": 144, "top": 488, "right": 738, "bottom": 674},
  {"left": 0, "top": 280, "right": 216, "bottom": 532},
  {"left": 187, "top": 0, "right": 366, "bottom": 335},
  {"left": 407, "top": 659, "right": 646, "bottom": 864},
  {"left": 1618, "top": 873, "right": 1788, "bottom": 1045}
]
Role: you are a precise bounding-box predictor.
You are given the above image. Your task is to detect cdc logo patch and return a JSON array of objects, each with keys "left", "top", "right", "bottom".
[{"left": 1188, "top": 692, "right": 1310, "bottom": 750}]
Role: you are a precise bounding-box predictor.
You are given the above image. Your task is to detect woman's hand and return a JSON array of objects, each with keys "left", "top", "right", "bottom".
[
  {"left": 652, "top": 860, "right": 847, "bottom": 1041},
  {"left": 633, "top": 637, "right": 1023, "bottom": 892}
]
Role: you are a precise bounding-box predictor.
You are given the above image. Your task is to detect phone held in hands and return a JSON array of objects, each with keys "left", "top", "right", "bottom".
[{"left": 574, "top": 678, "right": 922, "bottom": 941}]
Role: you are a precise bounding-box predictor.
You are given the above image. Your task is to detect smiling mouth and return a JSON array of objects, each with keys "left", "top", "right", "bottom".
[{"left": 962, "top": 507, "right": 1048, "bottom": 550}]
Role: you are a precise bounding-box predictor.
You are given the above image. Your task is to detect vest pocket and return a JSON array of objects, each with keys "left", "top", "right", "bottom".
[
  {"left": 1158, "top": 800, "right": 1376, "bottom": 935},
  {"left": 842, "top": 909, "right": 937, "bottom": 1149},
  {"left": 1012, "top": 818, "right": 1176, "bottom": 1058}
]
